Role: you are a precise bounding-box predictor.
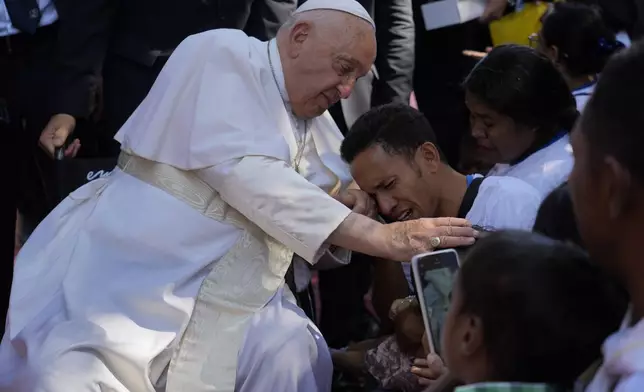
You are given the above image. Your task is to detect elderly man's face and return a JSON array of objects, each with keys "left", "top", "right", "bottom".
[{"left": 283, "top": 16, "right": 376, "bottom": 119}]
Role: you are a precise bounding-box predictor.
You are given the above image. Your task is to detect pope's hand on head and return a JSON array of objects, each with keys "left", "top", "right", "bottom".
[
  {"left": 335, "top": 189, "right": 378, "bottom": 219},
  {"left": 380, "top": 217, "right": 477, "bottom": 261}
]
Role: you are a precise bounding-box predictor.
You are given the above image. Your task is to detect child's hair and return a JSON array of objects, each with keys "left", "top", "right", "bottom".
[
  {"left": 541, "top": 2, "right": 625, "bottom": 77},
  {"left": 457, "top": 230, "right": 627, "bottom": 387},
  {"left": 532, "top": 183, "right": 583, "bottom": 247}
]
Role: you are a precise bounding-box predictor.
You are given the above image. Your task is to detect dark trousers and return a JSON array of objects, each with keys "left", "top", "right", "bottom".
[
  {"left": 0, "top": 24, "right": 58, "bottom": 336},
  {"left": 318, "top": 256, "right": 374, "bottom": 348}
]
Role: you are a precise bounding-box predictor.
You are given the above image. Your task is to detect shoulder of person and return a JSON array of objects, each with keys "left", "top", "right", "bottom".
[
  {"left": 480, "top": 175, "right": 541, "bottom": 201},
  {"left": 475, "top": 176, "right": 542, "bottom": 230},
  {"left": 179, "top": 29, "right": 258, "bottom": 65}
]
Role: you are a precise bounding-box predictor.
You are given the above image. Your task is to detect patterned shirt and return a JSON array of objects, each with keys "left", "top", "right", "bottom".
[{"left": 455, "top": 382, "right": 564, "bottom": 392}]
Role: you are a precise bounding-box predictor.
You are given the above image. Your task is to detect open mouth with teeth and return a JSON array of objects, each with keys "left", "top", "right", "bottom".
[{"left": 397, "top": 210, "right": 413, "bottom": 221}]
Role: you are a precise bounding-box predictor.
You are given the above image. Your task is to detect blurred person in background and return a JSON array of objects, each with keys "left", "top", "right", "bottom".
[
  {"left": 569, "top": 40, "right": 644, "bottom": 392},
  {"left": 411, "top": 0, "right": 492, "bottom": 168},
  {"left": 39, "top": 0, "right": 298, "bottom": 159},
  {"left": 533, "top": 2, "right": 625, "bottom": 110},
  {"left": 573, "top": 0, "right": 644, "bottom": 44},
  {"left": 0, "top": 0, "right": 70, "bottom": 337}
]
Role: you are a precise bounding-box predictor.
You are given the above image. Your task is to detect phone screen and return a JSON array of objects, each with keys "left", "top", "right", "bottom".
[{"left": 414, "top": 250, "right": 460, "bottom": 356}]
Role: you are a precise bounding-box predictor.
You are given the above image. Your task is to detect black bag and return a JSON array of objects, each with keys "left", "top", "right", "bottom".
[{"left": 54, "top": 149, "right": 117, "bottom": 203}]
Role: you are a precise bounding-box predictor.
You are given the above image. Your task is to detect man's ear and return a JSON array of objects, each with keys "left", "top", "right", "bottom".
[
  {"left": 417, "top": 142, "right": 441, "bottom": 173},
  {"left": 287, "top": 21, "right": 311, "bottom": 58},
  {"left": 461, "top": 315, "right": 484, "bottom": 357},
  {"left": 605, "top": 156, "right": 634, "bottom": 219}
]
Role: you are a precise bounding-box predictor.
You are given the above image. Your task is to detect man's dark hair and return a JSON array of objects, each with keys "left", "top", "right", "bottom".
[
  {"left": 541, "top": 2, "right": 624, "bottom": 77},
  {"left": 463, "top": 45, "right": 578, "bottom": 139},
  {"left": 582, "top": 39, "right": 644, "bottom": 183},
  {"left": 340, "top": 103, "right": 445, "bottom": 164},
  {"left": 458, "top": 230, "right": 627, "bottom": 388}
]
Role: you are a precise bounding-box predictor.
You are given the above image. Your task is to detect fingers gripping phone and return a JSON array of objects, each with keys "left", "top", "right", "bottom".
[{"left": 411, "top": 249, "right": 460, "bottom": 356}]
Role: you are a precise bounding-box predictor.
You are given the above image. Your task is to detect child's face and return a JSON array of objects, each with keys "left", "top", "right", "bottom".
[{"left": 440, "top": 276, "right": 487, "bottom": 384}]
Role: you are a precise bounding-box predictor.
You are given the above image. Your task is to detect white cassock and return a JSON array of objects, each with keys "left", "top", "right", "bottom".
[
  {"left": 0, "top": 29, "right": 359, "bottom": 392},
  {"left": 487, "top": 134, "right": 573, "bottom": 198},
  {"left": 583, "top": 308, "right": 644, "bottom": 392},
  {"left": 402, "top": 175, "right": 541, "bottom": 284}
]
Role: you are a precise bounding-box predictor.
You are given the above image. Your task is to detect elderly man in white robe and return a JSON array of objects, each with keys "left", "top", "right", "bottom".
[{"left": 0, "top": 1, "right": 477, "bottom": 391}]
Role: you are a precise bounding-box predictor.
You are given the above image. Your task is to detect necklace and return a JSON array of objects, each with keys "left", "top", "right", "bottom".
[{"left": 266, "top": 40, "right": 308, "bottom": 172}]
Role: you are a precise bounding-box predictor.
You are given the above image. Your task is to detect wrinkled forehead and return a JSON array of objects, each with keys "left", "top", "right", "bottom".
[{"left": 342, "top": 25, "right": 377, "bottom": 73}]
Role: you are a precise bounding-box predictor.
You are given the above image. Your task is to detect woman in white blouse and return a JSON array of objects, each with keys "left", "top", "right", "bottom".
[{"left": 463, "top": 44, "right": 577, "bottom": 198}]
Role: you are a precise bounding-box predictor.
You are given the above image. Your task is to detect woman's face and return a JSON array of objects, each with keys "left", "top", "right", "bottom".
[{"left": 465, "top": 90, "right": 537, "bottom": 165}]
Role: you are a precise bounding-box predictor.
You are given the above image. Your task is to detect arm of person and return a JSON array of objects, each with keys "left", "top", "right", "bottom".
[
  {"left": 196, "top": 156, "right": 387, "bottom": 264},
  {"left": 51, "top": 0, "right": 117, "bottom": 119},
  {"left": 313, "top": 246, "right": 352, "bottom": 269},
  {"left": 243, "top": 0, "right": 298, "bottom": 41},
  {"left": 42, "top": 0, "right": 118, "bottom": 156},
  {"left": 197, "top": 157, "right": 476, "bottom": 262},
  {"left": 371, "top": 0, "right": 415, "bottom": 106}
]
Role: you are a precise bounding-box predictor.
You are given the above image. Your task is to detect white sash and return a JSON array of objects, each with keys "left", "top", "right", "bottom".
[{"left": 117, "top": 151, "right": 295, "bottom": 391}]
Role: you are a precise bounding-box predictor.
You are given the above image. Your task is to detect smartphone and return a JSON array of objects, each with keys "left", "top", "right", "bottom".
[{"left": 411, "top": 249, "right": 460, "bottom": 356}]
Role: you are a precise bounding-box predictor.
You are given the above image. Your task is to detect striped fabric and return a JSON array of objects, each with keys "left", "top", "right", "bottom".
[{"left": 455, "top": 382, "right": 563, "bottom": 392}]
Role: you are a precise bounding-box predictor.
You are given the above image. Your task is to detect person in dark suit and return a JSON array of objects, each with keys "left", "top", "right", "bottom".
[
  {"left": 39, "top": 0, "right": 297, "bottom": 158},
  {"left": 0, "top": 0, "right": 66, "bottom": 337},
  {"left": 412, "top": 0, "right": 493, "bottom": 168}
]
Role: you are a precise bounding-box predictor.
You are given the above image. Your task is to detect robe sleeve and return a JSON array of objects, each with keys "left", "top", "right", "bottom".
[
  {"left": 196, "top": 156, "right": 352, "bottom": 264},
  {"left": 314, "top": 247, "right": 352, "bottom": 270}
]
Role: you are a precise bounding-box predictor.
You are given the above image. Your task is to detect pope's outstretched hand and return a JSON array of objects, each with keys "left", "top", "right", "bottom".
[
  {"left": 382, "top": 217, "right": 477, "bottom": 261},
  {"left": 328, "top": 213, "right": 477, "bottom": 263}
]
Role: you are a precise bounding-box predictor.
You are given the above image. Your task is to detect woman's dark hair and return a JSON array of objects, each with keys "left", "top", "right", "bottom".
[
  {"left": 568, "top": 0, "right": 636, "bottom": 36},
  {"left": 457, "top": 230, "right": 627, "bottom": 387},
  {"left": 463, "top": 45, "right": 578, "bottom": 140},
  {"left": 533, "top": 183, "right": 583, "bottom": 248},
  {"left": 541, "top": 2, "right": 625, "bottom": 77}
]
